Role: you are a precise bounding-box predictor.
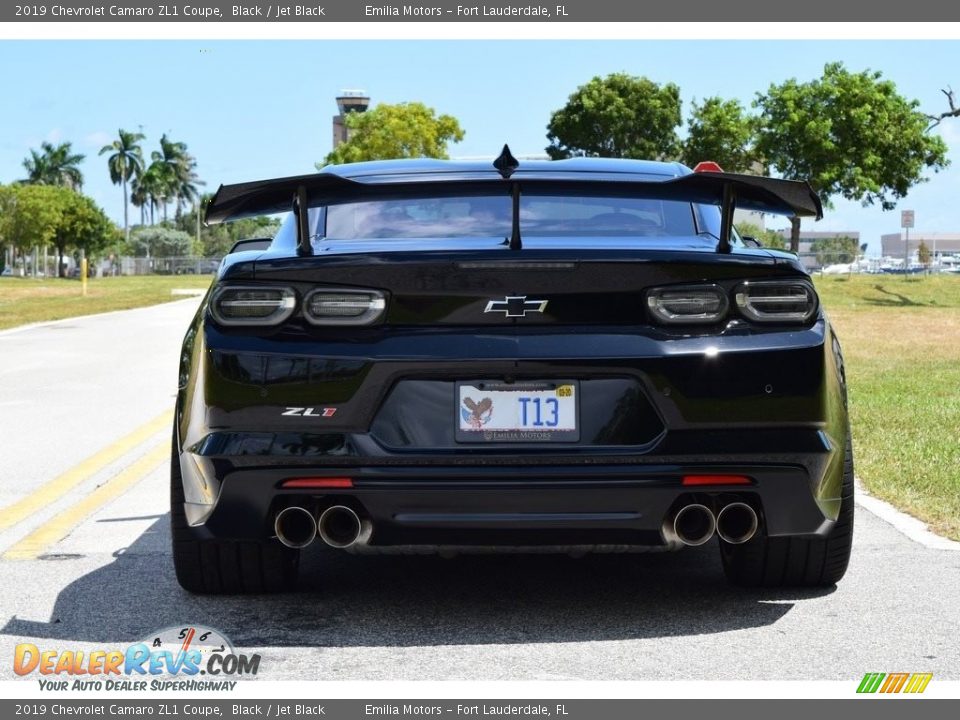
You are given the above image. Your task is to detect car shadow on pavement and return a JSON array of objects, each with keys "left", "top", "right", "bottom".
[{"left": 2, "top": 515, "right": 834, "bottom": 648}]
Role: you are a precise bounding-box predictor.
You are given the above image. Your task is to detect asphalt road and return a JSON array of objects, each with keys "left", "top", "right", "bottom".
[{"left": 1, "top": 299, "right": 959, "bottom": 681}]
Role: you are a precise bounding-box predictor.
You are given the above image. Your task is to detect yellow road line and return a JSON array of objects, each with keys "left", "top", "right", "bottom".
[
  {"left": 0, "top": 410, "right": 171, "bottom": 533},
  {"left": 3, "top": 443, "right": 168, "bottom": 560}
]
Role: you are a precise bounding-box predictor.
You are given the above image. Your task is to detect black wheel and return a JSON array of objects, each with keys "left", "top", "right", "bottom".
[
  {"left": 170, "top": 427, "right": 299, "bottom": 594},
  {"left": 721, "top": 434, "right": 854, "bottom": 588}
]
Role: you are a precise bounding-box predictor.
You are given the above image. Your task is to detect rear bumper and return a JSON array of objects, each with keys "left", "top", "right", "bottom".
[
  {"left": 180, "top": 452, "right": 838, "bottom": 547},
  {"left": 176, "top": 317, "right": 849, "bottom": 547}
]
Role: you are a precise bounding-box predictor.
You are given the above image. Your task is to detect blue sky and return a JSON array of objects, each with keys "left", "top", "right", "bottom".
[{"left": 2, "top": 40, "right": 959, "bottom": 253}]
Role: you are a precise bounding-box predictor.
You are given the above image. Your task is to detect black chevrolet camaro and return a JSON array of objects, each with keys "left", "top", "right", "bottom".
[{"left": 171, "top": 148, "right": 853, "bottom": 594}]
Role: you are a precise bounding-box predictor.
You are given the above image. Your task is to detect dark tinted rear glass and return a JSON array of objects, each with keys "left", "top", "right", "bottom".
[{"left": 324, "top": 194, "right": 697, "bottom": 239}]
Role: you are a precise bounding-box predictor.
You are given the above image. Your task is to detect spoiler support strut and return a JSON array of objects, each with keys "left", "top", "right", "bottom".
[
  {"left": 509, "top": 182, "right": 522, "bottom": 251},
  {"left": 293, "top": 184, "right": 312, "bottom": 256},
  {"left": 718, "top": 183, "right": 736, "bottom": 254}
]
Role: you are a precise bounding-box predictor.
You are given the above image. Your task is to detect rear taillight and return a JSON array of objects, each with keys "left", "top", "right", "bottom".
[
  {"left": 303, "top": 289, "right": 386, "bottom": 326},
  {"left": 646, "top": 285, "right": 728, "bottom": 325},
  {"left": 735, "top": 280, "right": 818, "bottom": 323},
  {"left": 210, "top": 286, "right": 296, "bottom": 326}
]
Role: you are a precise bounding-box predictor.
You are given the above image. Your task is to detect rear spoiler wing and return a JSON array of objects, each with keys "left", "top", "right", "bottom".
[{"left": 205, "top": 159, "right": 822, "bottom": 255}]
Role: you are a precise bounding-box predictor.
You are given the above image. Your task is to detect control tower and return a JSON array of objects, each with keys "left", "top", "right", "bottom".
[{"left": 333, "top": 90, "right": 370, "bottom": 148}]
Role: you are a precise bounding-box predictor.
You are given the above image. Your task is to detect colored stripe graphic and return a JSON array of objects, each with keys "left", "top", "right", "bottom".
[
  {"left": 857, "top": 673, "right": 885, "bottom": 693},
  {"left": 905, "top": 674, "right": 933, "bottom": 694},
  {"left": 880, "top": 673, "right": 909, "bottom": 693},
  {"left": 857, "top": 672, "right": 932, "bottom": 694}
]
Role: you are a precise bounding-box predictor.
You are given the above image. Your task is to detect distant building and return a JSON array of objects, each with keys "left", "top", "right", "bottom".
[
  {"left": 776, "top": 229, "right": 861, "bottom": 271},
  {"left": 880, "top": 232, "right": 960, "bottom": 260},
  {"left": 332, "top": 89, "right": 370, "bottom": 148}
]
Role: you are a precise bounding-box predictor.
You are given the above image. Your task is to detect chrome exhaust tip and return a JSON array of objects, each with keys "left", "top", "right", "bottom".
[
  {"left": 716, "top": 502, "right": 759, "bottom": 545},
  {"left": 318, "top": 505, "right": 370, "bottom": 549},
  {"left": 274, "top": 506, "right": 317, "bottom": 549},
  {"left": 672, "top": 503, "right": 717, "bottom": 547}
]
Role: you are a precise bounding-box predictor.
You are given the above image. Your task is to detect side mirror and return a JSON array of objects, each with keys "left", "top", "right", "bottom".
[
  {"left": 740, "top": 235, "right": 762, "bottom": 248},
  {"left": 228, "top": 237, "right": 273, "bottom": 255}
]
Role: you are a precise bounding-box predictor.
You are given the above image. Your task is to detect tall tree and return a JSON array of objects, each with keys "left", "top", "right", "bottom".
[
  {"left": 150, "top": 134, "right": 201, "bottom": 220},
  {"left": 682, "top": 97, "right": 756, "bottom": 172},
  {"left": 21, "top": 141, "right": 85, "bottom": 190},
  {"left": 755, "top": 62, "right": 949, "bottom": 252},
  {"left": 545, "top": 73, "right": 682, "bottom": 160},
  {"left": 99, "top": 129, "right": 145, "bottom": 242},
  {"left": 134, "top": 162, "right": 170, "bottom": 225},
  {"left": 320, "top": 102, "right": 464, "bottom": 167}
]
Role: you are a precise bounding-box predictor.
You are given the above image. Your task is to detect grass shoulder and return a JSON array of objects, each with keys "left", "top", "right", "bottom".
[
  {"left": 0, "top": 275, "right": 212, "bottom": 331},
  {"left": 817, "top": 274, "right": 960, "bottom": 540}
]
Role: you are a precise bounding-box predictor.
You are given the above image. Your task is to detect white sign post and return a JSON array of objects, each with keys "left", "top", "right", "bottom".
[{"left": 901, "top": 210, "right": 915, "bottom": 270}]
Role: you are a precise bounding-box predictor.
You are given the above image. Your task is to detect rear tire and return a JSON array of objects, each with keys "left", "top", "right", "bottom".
[
  {"left": 720, "top": 434, "right": 854, "bottom": 588},
  {"left": 170, "top": 427, "right": 299, "bottom": 594}
]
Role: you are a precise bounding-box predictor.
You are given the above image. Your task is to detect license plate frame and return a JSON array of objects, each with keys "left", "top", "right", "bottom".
[{"left": 455, "top": 380, "right": 580, "bottom": 443}]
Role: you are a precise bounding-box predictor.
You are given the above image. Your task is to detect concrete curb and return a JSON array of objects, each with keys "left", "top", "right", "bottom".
[{"left": 855, "top": 479, "right": 960, "bottom": 551}]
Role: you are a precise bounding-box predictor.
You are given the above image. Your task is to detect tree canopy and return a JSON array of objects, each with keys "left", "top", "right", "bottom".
[
  {"left": 755, "top": 62, "right": 949, "bottom": 250},
  {"left": 0, "top": 184, "right": 64, "bottom": 253},
  {"left": 811, "top": 235, "right": 861, "bottom": 266},
  {"left": 0, "top": 184, "right": 115, "bottom": 275},
  {"left": 128, "top": 227, "right": 196, "bottom": 258},
  {"left": 20, "top": 141, "right": 86, "bottom": 190},
  {"left": 321, "top": 102, "right": 465, "bottom": 167},
  {"left": 682, "top": 97, "right": 756, "bottom": 172},
  {"left": 545, "top": 73, "right": 682, "bottom": 160},
  {"left": 734, "top": 221, "right": 786, "bottom": 250}
]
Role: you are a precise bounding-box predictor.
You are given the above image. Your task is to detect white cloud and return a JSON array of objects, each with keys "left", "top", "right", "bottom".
[{"left": 44, "top": 128, "right": 62, "bottom": 144}]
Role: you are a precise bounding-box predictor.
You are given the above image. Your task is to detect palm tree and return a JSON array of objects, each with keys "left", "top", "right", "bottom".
[
  {"left": 131, "top": 180, "right": 149, "bottom": 226},
  {"left": 21, "top": 141, "right": 85, "bottom": 189},
  {"left": 99, "top": 129, "right": 145, "bottom": 241},
  {"left": 152, "top": 134, "right": 202, "bottom": 219},
  {"left": 135, "top": 163, "right": 169, "bottom": 226}
]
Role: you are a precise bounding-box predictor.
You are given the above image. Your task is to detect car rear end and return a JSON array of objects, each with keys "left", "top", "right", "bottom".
[{"left": 171, "top": 158, "right": 852, "bottom": 593}]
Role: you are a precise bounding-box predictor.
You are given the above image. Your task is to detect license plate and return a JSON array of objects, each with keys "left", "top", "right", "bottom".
[{"left": 455, "top": 381, "right": 579, "bottom": 443}]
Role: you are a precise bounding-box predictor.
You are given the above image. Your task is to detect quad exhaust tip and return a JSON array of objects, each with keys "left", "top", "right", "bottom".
[
  {"left": 673, "top": 503, "right": 717, "bottom": 547},
  {"left": 274, "top": 506, "right": 317, "bottom": 549},
  {"left": 318, "top": 505, "right": 371, "bottom": 549},
  {"left": 716, "top": 502, "right": 759, "bottom": 545}
]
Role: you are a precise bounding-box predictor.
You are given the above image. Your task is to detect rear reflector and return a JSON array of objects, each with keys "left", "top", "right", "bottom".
[
  {"left": 682, "top": 475, "right": 751, "bottom": 486},
  {"left": 281, "top": 477, "right": 354, "bottom": 489}
]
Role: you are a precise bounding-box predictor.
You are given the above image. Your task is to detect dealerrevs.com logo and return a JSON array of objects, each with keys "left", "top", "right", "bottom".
[{"left": 13, "top": 625, "right": 260, "bottom": 691}]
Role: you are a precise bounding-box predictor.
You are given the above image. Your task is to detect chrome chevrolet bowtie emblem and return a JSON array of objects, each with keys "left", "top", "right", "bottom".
[{"left": 484, "top": 296, "right": 548, "bottom": 318}]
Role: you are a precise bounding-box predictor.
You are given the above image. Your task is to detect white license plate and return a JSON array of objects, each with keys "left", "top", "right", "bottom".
[{"left": 455, "top": 381, "right": 579, "bottom": 442}]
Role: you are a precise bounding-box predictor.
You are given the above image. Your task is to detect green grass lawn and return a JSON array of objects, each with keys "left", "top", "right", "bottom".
[
  {"left": 0, "top": 274, "right": 212, "bottom": 331},
  {"left": 815, "top": 274, "right": 960, "bottom": 539}
]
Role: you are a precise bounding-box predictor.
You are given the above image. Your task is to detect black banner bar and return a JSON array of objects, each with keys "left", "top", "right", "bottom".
[
  {"left": 2, "top": 699, "right": 959, "bottom": 720},
  {"left": 1, "top": 0, "right": 953, "bottom": 22}
]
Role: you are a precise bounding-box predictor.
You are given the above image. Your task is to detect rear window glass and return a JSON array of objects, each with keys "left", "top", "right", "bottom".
[{"left": 324, "top": 194, "right": 697, "bottom": 239}]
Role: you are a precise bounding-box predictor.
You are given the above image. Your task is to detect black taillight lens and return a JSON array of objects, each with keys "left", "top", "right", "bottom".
[
  {"left": 210, "top": 286, "right": 296, "bottom": 326},
  {"left": 734, "top": 280, "right": 818, "bottom": 323},
  {"left": 646, "top": 285, "right": 728, "bottom": 325},
  {"left": 303, "top": 289, "right": 386, "bottom": 326}
]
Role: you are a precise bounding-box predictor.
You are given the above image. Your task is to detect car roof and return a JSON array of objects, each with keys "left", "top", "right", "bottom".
[{"left": 318, "top": 157, "right": 690, "bottom": 184}]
